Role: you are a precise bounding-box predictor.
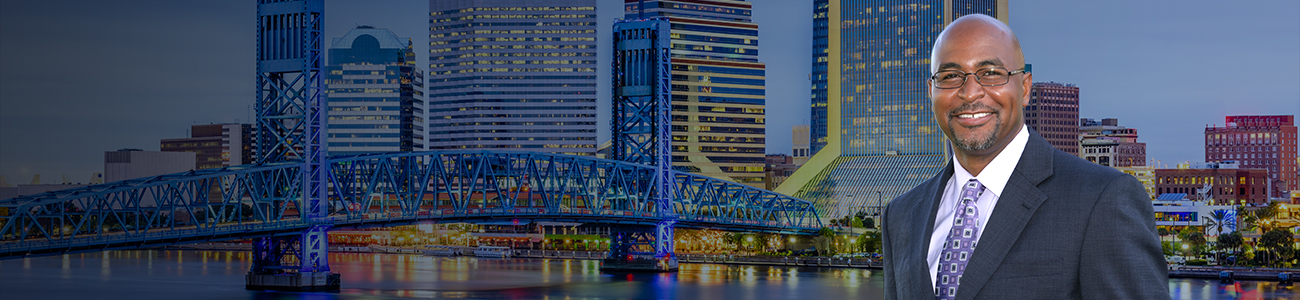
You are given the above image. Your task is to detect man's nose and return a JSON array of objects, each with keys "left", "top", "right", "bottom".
[{"left": 956, "top": 74, "right": 986, "bottom": 102}]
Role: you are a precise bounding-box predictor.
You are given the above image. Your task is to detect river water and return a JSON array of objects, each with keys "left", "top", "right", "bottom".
[{"left": 0, "top": 250, "right": 1293, "bottom": 299}]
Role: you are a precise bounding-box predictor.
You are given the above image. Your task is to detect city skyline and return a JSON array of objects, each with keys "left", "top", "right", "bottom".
[{"left": 1, "top": 0, "right": 1297, "bottom": 184}]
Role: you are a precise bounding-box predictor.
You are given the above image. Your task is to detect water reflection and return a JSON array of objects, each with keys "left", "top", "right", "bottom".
[{"left": 0, "top": 250, "right": 1295, "bottom": 299}]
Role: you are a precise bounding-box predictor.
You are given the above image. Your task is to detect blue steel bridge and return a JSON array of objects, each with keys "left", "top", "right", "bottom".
[{"left": 0, "top": 151, "right": 823, "bottom": 259}]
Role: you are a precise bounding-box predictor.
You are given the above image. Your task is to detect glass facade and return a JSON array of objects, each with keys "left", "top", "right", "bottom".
[
  {"left": 792, "top": 0, "right": 1005, "bottom": 219},
  {"left": 626, "top": 0, "right": 767, "bottom": 187},
  {"left": 326, "top": 26, "right": 425, "bottom": 156},
  {"left": 427, "top": 0, "right": 598, "bottom": 155}
]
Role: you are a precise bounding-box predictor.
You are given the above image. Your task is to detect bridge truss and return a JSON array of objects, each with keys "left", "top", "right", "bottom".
[{"left": 0, "top": 151, "right": 822, "bottom": 259}]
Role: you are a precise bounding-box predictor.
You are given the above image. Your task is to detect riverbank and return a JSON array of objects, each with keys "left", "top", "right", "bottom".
[
  {"left": 1169, "top": 266, "right": 1300, "bottom": 283},
  {"left": 165, "top": 243, "right": 881, "bottom": 269}
]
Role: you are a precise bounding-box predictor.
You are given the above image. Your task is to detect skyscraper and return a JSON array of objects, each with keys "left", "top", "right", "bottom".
[
  {"left": 326, "top": 26, "right": 425, "bottom": 156},
  {"left": 427, "top": 0, "right": 598, "bottom": 155},
  {"left": 1025, "top": 81, "right": 1080, "bottom": 156},
  {"left": 625, "top": 0, "right": 768, "bottom": 187},
  {"left": 784, "top": 0, "right": 1008, "bottom": 218},
  {"left": 1205, "top": 115, "right": 1298, "bottom": 198}
]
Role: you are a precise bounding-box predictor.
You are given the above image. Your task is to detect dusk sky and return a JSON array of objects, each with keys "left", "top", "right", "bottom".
[{"left": 1, "top": 0, "right": 1297, "bottom": 185}]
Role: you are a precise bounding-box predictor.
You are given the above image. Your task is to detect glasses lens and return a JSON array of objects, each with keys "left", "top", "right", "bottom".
[
  {"left": 975, "top": 68, "right": 1010, "bottom": 86},
  {"left": 932, "top": 71, "right": 965, "bottom": 88}
]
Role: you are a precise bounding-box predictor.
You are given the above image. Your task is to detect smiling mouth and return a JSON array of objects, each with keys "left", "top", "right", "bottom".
[{"left": 955, "top": 112, "right": 992, "bottom": 119}]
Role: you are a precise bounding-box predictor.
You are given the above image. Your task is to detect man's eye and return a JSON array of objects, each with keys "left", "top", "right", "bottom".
[
  {"left": 980, "top": 69, "right": 1006, "bottom": 77},
  {"left": 939, "top": 73, "right": 962, "bottom": 80}
]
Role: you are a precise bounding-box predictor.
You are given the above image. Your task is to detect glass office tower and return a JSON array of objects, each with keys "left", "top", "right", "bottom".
[
  {"left": 783, "top": 0, "right": 1008, "bottom": 219},
  {"left": 427, "top": 0, "right": 598, "bottom": 155},
  {"left": 325, "top": 26, "right": 425, "bottom": 156},
  {"left": 625, "top": 0, "right": 768, "bottom": 187}
]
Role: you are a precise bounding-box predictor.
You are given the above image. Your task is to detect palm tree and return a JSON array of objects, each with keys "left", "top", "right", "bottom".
[
  {"left": 1203, "top": 210, "right": 1230, "bottom": 236},
  {"left": 1218, "top": 231, "right": 1243, "bottom": 266}
]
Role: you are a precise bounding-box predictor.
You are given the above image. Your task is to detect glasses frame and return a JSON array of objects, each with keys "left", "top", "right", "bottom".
[{"left": 929, "top": 68, "right": 1028, "bottom": 89}]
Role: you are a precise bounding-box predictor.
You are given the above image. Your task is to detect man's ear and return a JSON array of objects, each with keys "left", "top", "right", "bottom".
[{"left": 1020, "top": 71, "right": 1033, "bottom": 107}]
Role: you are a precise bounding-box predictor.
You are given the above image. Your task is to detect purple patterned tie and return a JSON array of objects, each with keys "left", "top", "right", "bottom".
[{"left": 935, "top": 179, "right": 984, "bottom": 300}]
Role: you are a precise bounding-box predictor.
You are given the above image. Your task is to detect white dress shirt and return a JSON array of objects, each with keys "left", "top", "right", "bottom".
[{"left": 927, "top": 125, "right": 1030, "bottom": 287}]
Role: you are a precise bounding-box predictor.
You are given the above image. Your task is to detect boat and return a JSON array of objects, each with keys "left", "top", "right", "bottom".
[
  {"left": 422, "top": 245, "right": 458, "bottom": 256},
  {"left": 474, "top": 245, "right": 512, "bottom": 258}
]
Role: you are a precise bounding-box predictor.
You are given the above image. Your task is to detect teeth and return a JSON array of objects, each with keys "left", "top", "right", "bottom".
[{"left": 958, "top": 112, "right": 991, "bottom": 119}]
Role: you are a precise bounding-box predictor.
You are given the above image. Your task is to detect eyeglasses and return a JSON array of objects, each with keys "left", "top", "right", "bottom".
[{"left": 930, "top": 67, "right": 1027, "bottom": 89}]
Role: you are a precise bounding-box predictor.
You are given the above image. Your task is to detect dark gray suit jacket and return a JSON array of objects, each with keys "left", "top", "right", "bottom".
[{"left": 882, "top": 131, "right": 1169, "bottom": 299}]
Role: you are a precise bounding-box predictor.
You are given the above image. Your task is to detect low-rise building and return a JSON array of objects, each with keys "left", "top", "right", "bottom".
[
  {"left": 1152, "top": 196, "right": 1235, "bottom": 237},
  {"left": 1080, "top": 118, "right": 1146, "bottom": 167},
  {"left": 104, "top": 149, "right": 196, "bottom": 183},
  {"left": 1115, "top": 166, "right": 1157, "bottom": 200},
  {"left": 1155, "top": 161, "right": 1269, "bottom": 206}
]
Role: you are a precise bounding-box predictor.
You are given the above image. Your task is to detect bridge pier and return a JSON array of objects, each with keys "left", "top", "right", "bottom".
[
  {"left": 245, "top": 226, "right": 339, "bottom": 291},
  {"left": 601, "top": 222, "right": 678, "bottom": 272}
]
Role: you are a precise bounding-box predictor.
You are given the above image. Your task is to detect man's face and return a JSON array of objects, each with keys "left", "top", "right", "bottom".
[{"left": 929, "top": 23, "right": 1031, "bottom": 156}]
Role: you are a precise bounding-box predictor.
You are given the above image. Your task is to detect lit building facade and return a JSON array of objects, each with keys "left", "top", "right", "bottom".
[
  {"left": 785, "top": 0, "right": 1008, "bottom": 218},
  {"left": 160, "top": 123, "right": 254, "bottom": 170},
  {"left": 427, "top": 0, "right": 598, "bottom": 155},
  {"left": 1114, "top": 165, "right": 1157, "bottom": 200},
  {"left": 1025, "top": 81, "right": 1079, "bottom": 156},
  {"left": 1079, "top": 118, "right": 1146, "bottom": 167},
  {"left": 326, "top": 26, "right": 425, "bottom": 156},
  {"left": 624, "top": 0, "right": 768, "bottom": 187},
  {"left": 1155, "top": 162, "right": 1269, "bottom": 206},
  {"left": 1205, "top": 115, "right": 1298, "bottom": 198}
]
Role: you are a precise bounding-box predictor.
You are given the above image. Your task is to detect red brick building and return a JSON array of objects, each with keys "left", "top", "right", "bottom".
[
  {"left": 1205, "top": 115, "right": 1298, "bottom": 198},
  {"left": 1155, "top": 164, "right": 1269, "bottom": 206},
  {"left": 1025, "top": 82, "right": 1080, "bottom": 156}
]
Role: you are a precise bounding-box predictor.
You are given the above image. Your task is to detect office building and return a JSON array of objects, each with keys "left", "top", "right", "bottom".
[
  {"left": 104, "top": 149, "right": 196, "bottom": 183},
  {"left": 427, "top": 0, "right": 598, "bottom": 155},
  {"left": 1079, "top": 118, "right": 1146, "bottom": 167},
  {"left": 161, "top": 123, "right": 254, "bottom": 170},
  {"left": 792, "top": 124, "right": 810, "bottom": 166},
  {"left": 1025, "top": 81, "right": 1079, "bottom": 156},
  {"left": 1205, "top": 115, "right": 1298, "bottom": 198},
  {"left": 326, "top": 26, "right": 425, "bottom": 156},
  {"left": 1155, "top": 161, "right": 1269, "bottom": 206},
  {"left": 620, "top": 0, "right": 768, "bottom": 187},
  {"left": 783, "top": 0, "right": 1008, "bottom": 218},
  {"left": 765, "top": 154, "right": 799, "bottom": 191}
]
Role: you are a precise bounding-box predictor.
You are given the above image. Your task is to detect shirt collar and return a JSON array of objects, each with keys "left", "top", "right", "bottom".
[{"left": 951, "top": 125, "right": 1030, "bottom": 198}]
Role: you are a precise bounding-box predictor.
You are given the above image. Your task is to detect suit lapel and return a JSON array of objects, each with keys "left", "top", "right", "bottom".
[
  {"left": 955, "top": 132, "right": 1055, "bottom": 300},
  {"left": 908, "top": 162, "right": 954, "bottom": 298}
]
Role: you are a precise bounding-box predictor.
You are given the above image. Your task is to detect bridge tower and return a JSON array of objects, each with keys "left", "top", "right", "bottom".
[
  {"left": 247, "top": 0, "right": 338, "bottom": 290},
  {"left": 607, "top": 16, "right": 678, "bottom": 272}
]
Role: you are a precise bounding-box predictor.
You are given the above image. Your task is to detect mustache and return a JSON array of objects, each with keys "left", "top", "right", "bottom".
[{"left": 947, "top": 102, "right": 1000, "bottom": 117}]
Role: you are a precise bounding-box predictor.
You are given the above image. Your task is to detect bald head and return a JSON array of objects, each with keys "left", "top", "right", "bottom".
[{"left": 930, "top": 14, "right": 1024, "bottom": 74}]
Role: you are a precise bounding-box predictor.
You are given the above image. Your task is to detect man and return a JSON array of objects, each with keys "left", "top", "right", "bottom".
[{"left": 881, "top": 14, "right": 1168, "bottom": 299}]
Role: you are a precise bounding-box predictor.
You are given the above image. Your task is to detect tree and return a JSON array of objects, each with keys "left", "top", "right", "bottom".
[
  {"left": 851, "top": 217, "right": 864, "bottom": 228},
  {"left": 1260, "top": 228, "right": 1292, "bottom": 267},
  {"left": 1217, "top": 231, "right": 1243, "bottom": 266},
  {"left": 856, "top": 230, "right": 881, "bottom": 253}
]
